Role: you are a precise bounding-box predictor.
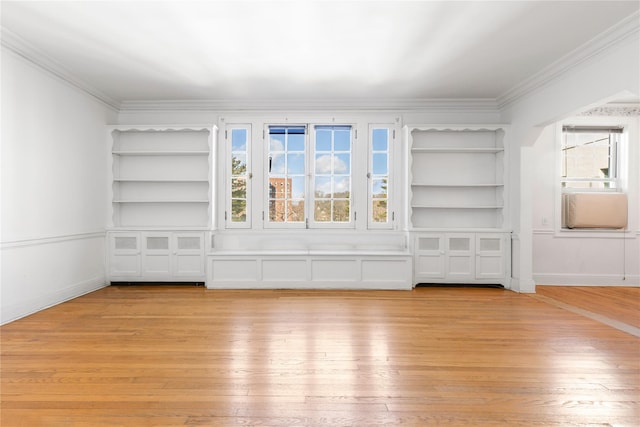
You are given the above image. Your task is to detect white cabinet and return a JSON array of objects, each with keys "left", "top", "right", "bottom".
[
  {"left": 109, "top": 232, "right": 205, "bottom": 282},
  {"left": 107, "top": 126, "right": 216, "bottom": 229},
  {"left": 414, "top": 233, "right": 510, "bottom": 286}
]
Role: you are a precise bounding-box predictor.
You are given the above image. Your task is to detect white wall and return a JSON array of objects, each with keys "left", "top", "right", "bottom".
[
  {"left": 531, "top": 116, "right": 639, "bottom": 285},
  {"left": 502, "top": 27, "right": 640, "bottom": 291},
  {"left": 1, "top": 47, "right": 117, "bottom": 323}
]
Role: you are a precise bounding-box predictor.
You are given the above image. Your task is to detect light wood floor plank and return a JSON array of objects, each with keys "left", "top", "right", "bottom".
[{"left": 1, "top": 286, "right": 639, "bottom": 426}]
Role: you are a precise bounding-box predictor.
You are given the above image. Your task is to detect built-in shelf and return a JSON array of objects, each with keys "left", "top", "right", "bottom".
[
  {"left": 407, "top": 125, "right": 508, "bottom": 231},
  {"left": 108, "top": 126, "right": 215, "bottom": 229}
]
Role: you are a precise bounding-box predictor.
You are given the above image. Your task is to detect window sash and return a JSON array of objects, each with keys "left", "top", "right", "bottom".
[
  {"left": 561, "top": 128, "right": 620, "bottom": 188},
  {"left": 310, "top": 125, "right": 353, "bottom": 228},
  {"left": 368, "top": 125, "right": 392, "bottom": 229},
  {"left": 227, "top": 125, "right": 251, "bottom": 228},
  {"left": 266, "top": 125, "right": 307, "bottom": 227}
]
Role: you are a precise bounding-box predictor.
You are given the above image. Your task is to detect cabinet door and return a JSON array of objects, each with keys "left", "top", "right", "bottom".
[
  {"left": 173, "top": 233, "right": 205, "bottom": 277},
  {"left": 446, "top": 234, "right": 475, "bottom": 281},
  {"left": 142, "top": 233, "right": 172, "bottom": 277},
  {"left": 110, "top": 232, "right": 141, "bottom": 276},
  {"left": 414, "top": 235, "right": 445, "bottom": 279},
  {"left": 476, "top": 234, "right": 505, "bottom": 279}
]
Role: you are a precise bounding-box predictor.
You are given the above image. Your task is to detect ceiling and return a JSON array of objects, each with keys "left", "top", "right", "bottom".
[{"left": 1, "top": 1, "right": 639, "bottom": 106}]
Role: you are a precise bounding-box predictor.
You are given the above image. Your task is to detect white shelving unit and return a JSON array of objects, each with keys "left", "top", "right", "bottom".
[
  {"left": 408, "top": 126, "right": 507, "bottom": 230},
  {"left": 108, "top": 126, "right": 215, "bottom": 229},
  {"left": 106, "top": 125, "right": 216, "bottom": 283},
  {"left": 405, "top": 125, "right": 511, "bottom": 287}
]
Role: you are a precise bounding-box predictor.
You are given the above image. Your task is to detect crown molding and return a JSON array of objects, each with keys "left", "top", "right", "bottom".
[
  {"left": 497, "top": 11, "right": 640, "bottom": 110},
  {"left": 1, "top": 27, "right": 121, "bottom": 111},
  {"left": 118, "top": 98, "right": 500, "bottom": 113}
]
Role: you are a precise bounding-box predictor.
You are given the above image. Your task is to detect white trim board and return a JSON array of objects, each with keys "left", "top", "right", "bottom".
[{"left": 534, "top": 274, "right": 639, "bottom": 287}]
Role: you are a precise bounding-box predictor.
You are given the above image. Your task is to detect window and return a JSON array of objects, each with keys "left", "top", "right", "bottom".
[
  {"left": 561, "top": 126, "right": 622, "bottom": 190},
  {"left": 368, "top": 126, "right": 392, "bottom": 228},
  {"left": 227, "top": 125, "right": 251, "bottom": 227},
  {"left": 313, "top": 126, "right": 352, "bottom": 225},
  {"left": 266, "top": 124, "right": 353, "bottom": 228},
  {"left": 267, "top": 126, "right": 306, "bottom": 224}
]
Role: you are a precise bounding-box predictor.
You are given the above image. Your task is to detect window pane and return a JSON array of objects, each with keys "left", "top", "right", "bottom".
[
  {"left": 372, "top": 153, "right": 387, "bottom": 175},
  {"left": 372, "top": 200, "right": 388, "bottom": 223},
  {"left": 334, "top": 153, "right": 350, "bottom": 174},
  {"left": 270, "top": 133, "right": 285, "bottom": 151},
  {"left": 314, "top": 200, "right": 331, "bottom": 222},
  {"left": 270, "top": 153, "right": 285, "bottom": 174},
  {"left": 269, "top": 199, "right": 285, "bottom": 222},
  {"left": 288, "top": 134, "right": 305, "bottom": 151},
  {"left": 290, "top": 176, "right": 305, "bottom": 199},
  {"left": 333, "top": 176, "right": 350, "bottom": 199},
  {"left": 231, "top": 199, "right": 247, "bottom": 222},
  {"left": 562, "top": 132, "right": 612, "bottom": 179},
  {"left": 372, "top": 178, "right": 387, "bottom": 198},
  {"left": 231, "top": 154, "right": 246, "bottom": 175},
  {"left": 334, "top": 129, "right": 351, "bottom": 151},
  {"left": 287, "top": 153, "right": 305, "bottom": 174},
  {"left": 333, "top": 200, "right": 350, "bottom": 222},
  {"left": 316, "top": 130, "right": 331, "bottom": 151},
  {"left": 289, "top": 200, "right": 305, "bottom": 222},
  {"left": 231, "top": 177, "right": 247, "bottom": 199},
  {"left": 372, "top": 128, "right": 388, "bottom": 151},
  {"left": 315, "top": 153, "right": 333, "bottom": 174},
  {"left": 315, "top": 176, "right": 331, "bottom": 198},
  {"left": 231, "top": 129, "right": 247, "bottom": 151}
]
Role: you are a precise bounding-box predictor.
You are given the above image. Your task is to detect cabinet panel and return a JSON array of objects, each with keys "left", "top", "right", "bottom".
[
  {"left": 476, "top": 234, "right": 505, "bottom": 279},
  {"left": 142, "top": 233, "right": 171, "bottom": 276},
  {"left": 445, "top": 234, "right": 474, "bottom": 280},
  {"left": 414, "top": 235, "right": 445, "bottom": 279},
  {"left": 173, "top": 233, "right": 205, "bottom": 277},
  {"left": 109, "top": 233, "right": 141, "bottom": 277}
]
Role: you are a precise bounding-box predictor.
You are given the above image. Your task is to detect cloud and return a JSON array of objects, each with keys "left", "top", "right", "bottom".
[{"left": 315, "top": 154, "right": 348, "bottom": 174}]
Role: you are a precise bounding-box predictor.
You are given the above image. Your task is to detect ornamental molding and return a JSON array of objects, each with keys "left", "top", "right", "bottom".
[{"left": 579, "top": 104, "right": 640, "bottom": 117}]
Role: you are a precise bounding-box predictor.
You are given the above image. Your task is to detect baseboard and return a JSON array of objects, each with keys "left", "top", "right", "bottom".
[
  {"left": 534, "top": 273, "right": 640, "bottom": 287},
  {"left": 1, "top": 275, "right": 108, "bottom": 325}
]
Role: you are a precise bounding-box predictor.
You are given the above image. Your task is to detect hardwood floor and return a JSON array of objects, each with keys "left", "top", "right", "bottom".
[
  {"left": 535, "top": 285, "right": 640, "bottom": 329},
  {"left": 2, "top": 286, "right": 638, "bottom": 426}
]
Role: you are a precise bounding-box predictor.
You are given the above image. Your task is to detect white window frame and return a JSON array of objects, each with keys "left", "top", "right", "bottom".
[
  {"left": 555, "top": 117, "right": 633, "bottom": 235},
  {"left": 225, "top": 124, "right": 252, "bottom": 229},
  {"left": 367, "top": 124, "right": 394, "bottom": 229},
  {"left": 263, "top": 123, "right": 355, "bottom": 229},
  {"left": 560, "top": 124, "right": 622, "bottom": 193},
  {"left": 264, "top": 124, "right": 308, "bottom": 229},
  {"left": 309, "top": 124, "right": 355, "bottom": 229}
]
